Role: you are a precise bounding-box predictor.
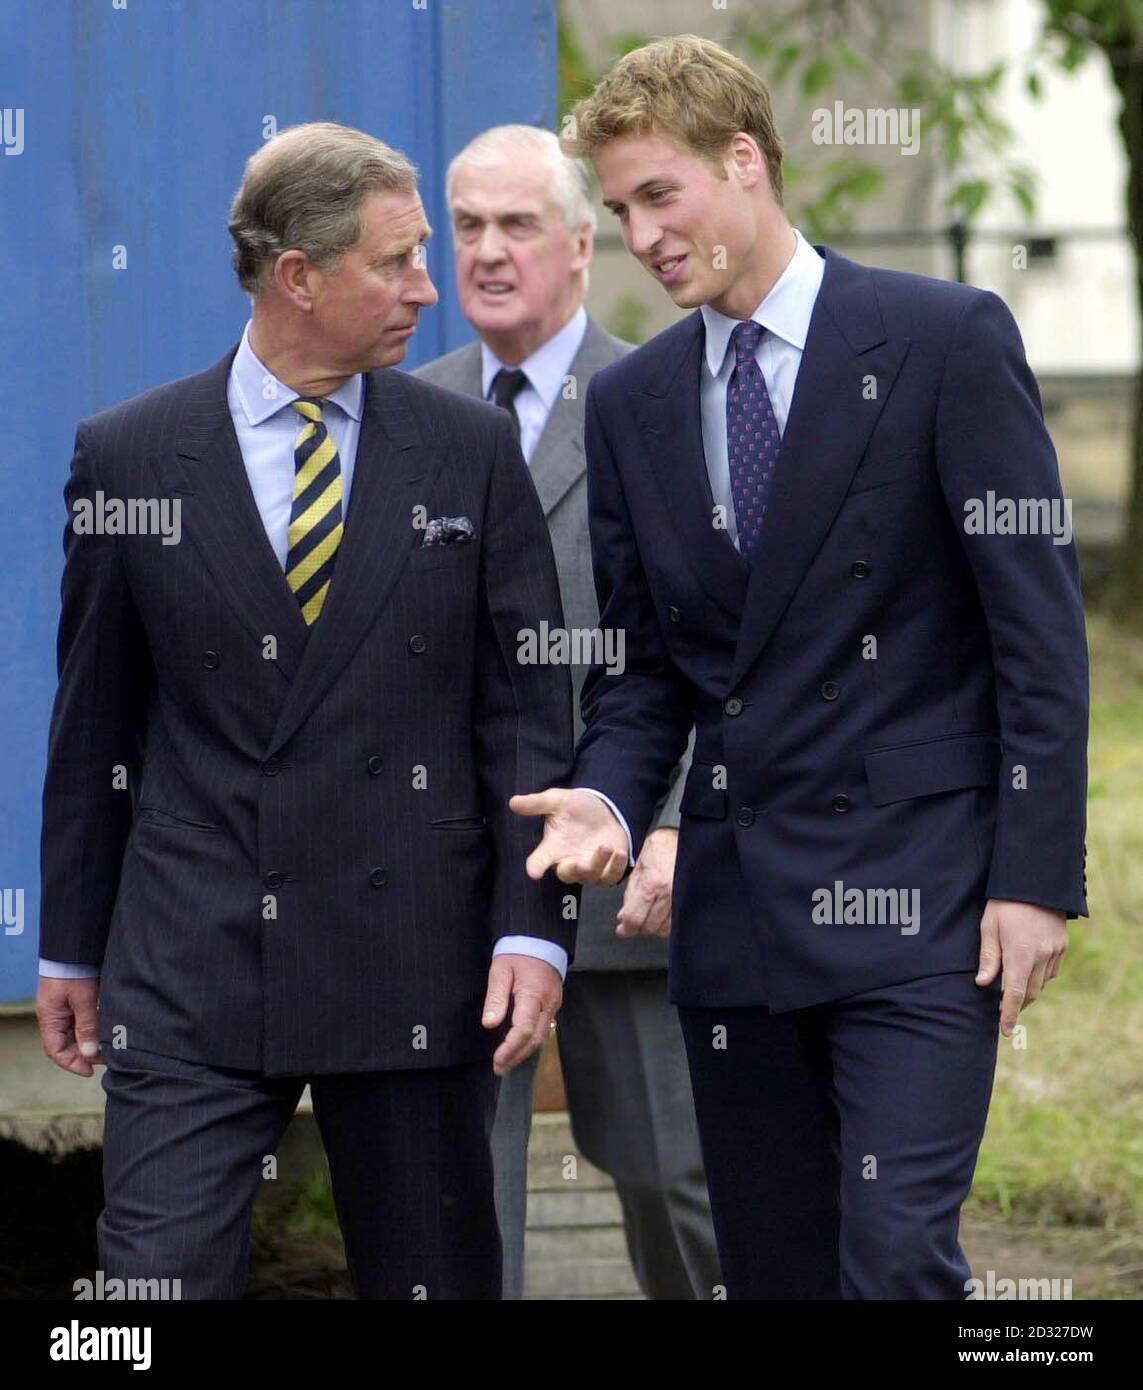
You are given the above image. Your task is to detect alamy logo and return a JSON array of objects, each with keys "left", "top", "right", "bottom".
[
  {"left": 811, "top": 880, "right": 919, "bottom": 935},
  {"left": 964, "top": 491, "right": 1072, "bottom": 546},
  {"left": 811, "top": 102, "right": 920, "bottom": 155},
  {"left": 2, "top": 107, "right": 24, "bottom": 156},
  {"left": 71, "top": 491, "right": 181, "bottom": 546},
  {"left": 964, "top": 1269, "right": 1073, "bottom": 1300},
  {"left": 516, "top": 621, "right": 625, "bottom": 675}
]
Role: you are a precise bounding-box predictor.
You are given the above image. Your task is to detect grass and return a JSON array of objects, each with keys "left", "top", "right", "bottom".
[{"left": 968, "top": 614, "right": 1143, "bottom": 1286}]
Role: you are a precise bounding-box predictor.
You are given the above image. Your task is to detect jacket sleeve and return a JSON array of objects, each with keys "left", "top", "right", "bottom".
[
  {"left": 934, "top": 290, "right": 1088, "bottom": 917},
  {"left": 570, "top": 377, "right": 696, "bottom": 860},
  {"left": 473, "top": 412, "right": 580, "bottom": 958},
  {"left": 39, "top": 422, "right": 153, "bottom": 966}
]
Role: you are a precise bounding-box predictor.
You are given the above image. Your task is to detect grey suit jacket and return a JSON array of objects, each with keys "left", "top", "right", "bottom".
[{"left": 414, "top": 315, "right": 691, "bottom": 969}]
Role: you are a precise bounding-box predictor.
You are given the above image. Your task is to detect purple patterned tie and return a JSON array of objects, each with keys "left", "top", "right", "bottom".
[{"left": 726, "top": 319, "right": 780, "bottom": 562}]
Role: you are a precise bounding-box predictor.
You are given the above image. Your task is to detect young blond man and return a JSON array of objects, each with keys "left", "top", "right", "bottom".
[{"left": 513, "top": 36, "right": 1088, "bottom": 1299}]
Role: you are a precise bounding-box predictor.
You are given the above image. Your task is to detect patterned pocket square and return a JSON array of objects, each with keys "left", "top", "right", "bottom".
[{"left": 422, "top": 515, "right": 476, "bottom": 546}]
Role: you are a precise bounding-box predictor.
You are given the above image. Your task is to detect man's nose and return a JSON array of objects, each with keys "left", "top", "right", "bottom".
[
  {"left": 473, "top": 224, "right": 510, "bottom": 265},
  {"left": 626, "top": 209, "right": 662, "bottom": 260},
  {"left": 408, "top": 263, "right": 439, "bottom": 308}
]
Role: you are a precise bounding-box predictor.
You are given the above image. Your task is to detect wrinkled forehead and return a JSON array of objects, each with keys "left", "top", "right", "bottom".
[
  {"left": 449, "top": 162, "right": 560, "bottom": 220},
  {"left": 355, "top": 188, "right": 432, "bottom": 254}
]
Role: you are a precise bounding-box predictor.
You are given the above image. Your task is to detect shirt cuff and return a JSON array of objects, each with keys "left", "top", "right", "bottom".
[
  {"left": 492, "top": 936, "right": 568, "bottom": 981},
  {"left": 576, "top": 788, "right": 636, "bottom": 866},
  {"left": 39, "top": 958, "right": 101, "bottom": 979}
]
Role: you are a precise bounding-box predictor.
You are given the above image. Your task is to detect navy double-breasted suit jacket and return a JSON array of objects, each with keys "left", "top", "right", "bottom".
[
  {"left": 571, "top": 246, "right": 1089, "bottom": 1012},
  {"left": 39, "top": 349, "right": 575, "bottom": 1074}
]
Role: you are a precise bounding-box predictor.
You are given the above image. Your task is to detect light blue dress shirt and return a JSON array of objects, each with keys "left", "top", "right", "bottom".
[
  {"left": 590, "top": 228, "right": 825, "bottom": 863},
  {"left": 41, "top": 321, "right": 568, "bottom": 981}
]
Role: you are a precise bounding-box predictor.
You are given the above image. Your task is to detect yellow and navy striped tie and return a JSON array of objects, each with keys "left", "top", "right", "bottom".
[{"left": 286, "top": 396, "right": 343, "bottom": 624}]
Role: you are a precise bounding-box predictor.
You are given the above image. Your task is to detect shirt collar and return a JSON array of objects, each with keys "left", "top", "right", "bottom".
[
  {"left": 480, "top": 304, "right": 588, "bottom": 411},
  {"left": 230, "top": 319, "right": 365, "bottom": 426},
  {"left": 700, "top": 227, "right": 824, "bottom": 378}
]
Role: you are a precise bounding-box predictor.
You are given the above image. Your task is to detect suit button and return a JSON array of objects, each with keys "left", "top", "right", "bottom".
[
  {"left": 367, "top": 755, "right": 384, "bottom": 775},
  {"left": 202, "top": 650, "right": 220, "bottom": 670},
  {"left": 831, "top": 794, "right": 851, "bottom": 814},
  {"left": 408, "top": 635, "right": 427, "bottom": 654},
  {"left": 264, "top": 870, "right": 284, "bottom": 889},
  {"left": 821, "top": 680, "right": 840, "bottom": 701},
  {"left": 851, "top": 560, "right": 870, "bottom": 579},
  {"left": 735, "top": 807, "right": 755, "bottom": 828},
  {"left": 668, "top": 605, "right": 682, "bottom": 624},
  {"left": 369, "top": 868, "right": 388, "bottom": 887},
  {"left": 724, "top": 696, "right": 744, "bottom": 717},
  {"left": 261, "top": 760, "right": 280, "bottom": 777}
]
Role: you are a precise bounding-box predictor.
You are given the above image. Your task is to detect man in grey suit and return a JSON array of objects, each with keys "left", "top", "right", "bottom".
[{"left": 414, "top": 125, "right": 719, "bottom": 1300}]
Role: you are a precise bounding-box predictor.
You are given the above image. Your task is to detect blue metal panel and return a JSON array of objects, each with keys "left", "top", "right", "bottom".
[{"left": 0, "top": 0, "right": 557, "bottom": 1003}]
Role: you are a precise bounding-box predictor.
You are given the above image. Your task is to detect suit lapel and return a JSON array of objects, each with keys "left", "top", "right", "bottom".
[
  {"left": 528, "top": 318, "right": 619, "bottom": 517},
  {"left": 263, "top": 365, "right": 437, "bottom": 758},
  {"left": 633, "top": 314, "right": 750, "bottom": 620},
  {"left": 171, "top": 348, "right": 309, "bottom": 684},
  {"left": 728, "top": 246, "right": 911, "bottom": 689}
]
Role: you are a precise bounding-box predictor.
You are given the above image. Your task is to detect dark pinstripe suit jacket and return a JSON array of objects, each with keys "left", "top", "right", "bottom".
[{"left": 39, "top": 345, "right": 575, "bottom": 1076}]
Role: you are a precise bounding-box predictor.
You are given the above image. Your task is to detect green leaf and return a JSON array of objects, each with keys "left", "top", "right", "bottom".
[
  {"left": 801, "top": 55, "right": 834, "bottom": 95},
  {"left": 947, "top": 179, "right": 991, "bottom": 220}
]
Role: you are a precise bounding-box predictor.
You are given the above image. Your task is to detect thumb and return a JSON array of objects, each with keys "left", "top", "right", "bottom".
[
  {"left": 73, "top": 995, "right": 102, "bottom": 1059},
  {"left": 482, "top": 956, "right": 514, "bottom": 1028},
  {"left": 976, "top": 909, "right": 1002, "bottom": 985},
  {"left": 509, "top": 789, "right": 563, "bottom": 819}
]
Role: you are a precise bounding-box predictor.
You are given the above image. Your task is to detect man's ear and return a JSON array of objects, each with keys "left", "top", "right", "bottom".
[
  {"left": 726, "top": 132, "right": 765, "bottom": 190},
  {"left": 274, "top": 249, "right": 316, "bottom": 310}
]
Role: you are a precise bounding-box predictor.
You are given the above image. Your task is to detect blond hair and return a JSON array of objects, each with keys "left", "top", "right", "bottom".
[
  {"left": 560, "top": 34, "right": 783, "bottom": 203},
  {"left": 228, "top": 122, "right": 418, "bottom": 294}
]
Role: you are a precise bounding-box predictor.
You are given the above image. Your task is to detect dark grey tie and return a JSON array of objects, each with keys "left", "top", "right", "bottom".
[{"left": 490, "top": 367, "right": 529, "bottom": 441}]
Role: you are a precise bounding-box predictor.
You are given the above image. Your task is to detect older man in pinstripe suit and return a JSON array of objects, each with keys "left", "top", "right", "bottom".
[
  {"left": 36, "top": 123, "right": 575, "bottom": 1300},
  {"left": 416, "top": 125, "right": 720, "bottom": 1300}
]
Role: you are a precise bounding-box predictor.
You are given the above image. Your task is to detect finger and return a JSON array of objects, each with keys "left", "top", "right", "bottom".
[
  {"left": 1023, "top": 958, "right": 1049, "bottom": 1010},
  {"left": 37, "top": 1008, "right": 94, "bottom": 1077},
  {"left": 1045, "top": 942, "right": 1067, "bottom": 983},
  {"left": 554, "top": 843, "right": 614, "bottom": 885},
  {"left": 73, "top": 999, "right": 102, "bottom": 1063},
  {"left": 597, "top": 846, "right": 627, "bottom": 887},
  {"left": 999, "top": 975, "right": 1027, "bottom": 1035},
  {"left": 481, "top": 958, "right": 514, "bottom": 1029},
  {"left": 493, "top": 1022, "right": 540, "bottom": 1075},
  {"left": 642, "top": 892, "right": 670, "bottom": 935},
  {"left": 618, "top": 873, "right": 653, "bottom": 934},
  {"left": 976, "top": 913, "right": 1002, "bottom": 986},
  {"left": 525, "top": 831, "right": 566, "bottom": 881}
]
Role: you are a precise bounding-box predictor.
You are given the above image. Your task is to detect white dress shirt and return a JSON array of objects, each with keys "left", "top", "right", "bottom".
[
  {"left": 480, "top": 304, "right": 588, "bottom": 465},
  {"left": 596, "top": 227, "right": 825, "bottom": 863},
  {"left": 41, "top": 321, "right": 569, "bottom": 981}
]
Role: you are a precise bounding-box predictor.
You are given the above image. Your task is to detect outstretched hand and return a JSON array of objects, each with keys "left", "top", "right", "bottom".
[{"left": 510, "top": 788, "right": 630, "bottom": 886}]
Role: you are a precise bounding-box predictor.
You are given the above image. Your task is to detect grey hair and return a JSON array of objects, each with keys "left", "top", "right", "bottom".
[
  {"left": 228, "top": 122, "right": 419, "bottom": 295},
  {"left": 445, "top": 124, "right": 598, "bottom": 233}
]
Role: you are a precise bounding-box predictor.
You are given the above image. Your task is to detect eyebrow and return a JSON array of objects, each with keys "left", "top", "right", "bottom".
[
  {"left": 451, "top": 207, "right": 542, "bottom": 221},
  {"left": 379, "top": 227, "right": 432, "bottom": 259}
]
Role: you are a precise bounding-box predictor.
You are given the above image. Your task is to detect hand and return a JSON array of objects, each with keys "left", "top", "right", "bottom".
[
  {"left": 510, "top": 788, "right": 629, "bottom": 886},
  {"left": 616, "top": 827, "right": 678, "bottom": 939},
  {"left": 482, "top": 953, "right": 563, "bottom": 1077},
  {"left": 975, "top": 898, "right": 1068, "bottom": 1036},
  {"left": 37, "top": 977, "right": 102, "bottom": 1076}
]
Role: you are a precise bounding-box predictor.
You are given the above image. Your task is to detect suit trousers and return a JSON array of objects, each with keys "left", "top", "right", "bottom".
[
  {"left": 493, "top": 969, "right": 720, "bottom": 1299},
  {"left": 97, "top": 1045, "right": 500, "bottom": 1299},
  {"left": 677, "top": 970, "right": 1002, "bottom": 1300}
]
